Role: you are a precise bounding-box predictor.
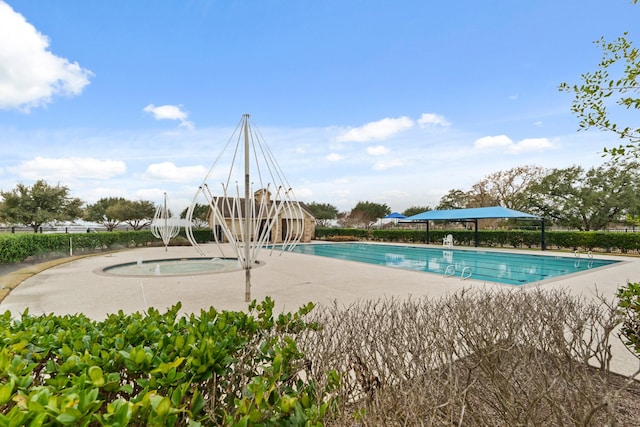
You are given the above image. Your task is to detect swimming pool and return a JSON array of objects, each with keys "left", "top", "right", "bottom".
[{"left": 280, "top": 243, "right": 620, "bottom": 285}]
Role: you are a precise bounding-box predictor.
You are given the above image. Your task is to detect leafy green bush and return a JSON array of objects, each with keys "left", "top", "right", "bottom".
[
  {"left": 315, "top": 228, "right": 640, "bottom": 253},
  {"left": 314, "top": 228, "right": 369, "bottom": 240},
  {"left": 0, "top": 230, "right": 213, "bottom": 264},
  {"left": 0, "top": 298, "right": 337, "bottom": 426},
  {"left": 618, "top": 282, "right": 640, "bottom": 356}
]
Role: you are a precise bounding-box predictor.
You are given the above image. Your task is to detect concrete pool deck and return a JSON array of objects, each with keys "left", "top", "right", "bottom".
[{"left": 1, "top": 242, "right": 639, "bottom": 376}]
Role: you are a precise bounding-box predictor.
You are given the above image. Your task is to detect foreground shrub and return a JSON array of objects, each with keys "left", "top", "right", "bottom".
[
  {"left": 618, "top": 282, "right": 640, "bottom": 356},
  {"left": 2, "top": 290, "right": 638, "bottom": 426},
  {"left": 0, "top": 298, "right": 336, "bottom": 426},
  {"left": 299, "top": 289, "right": 639, "bottom": 426}
]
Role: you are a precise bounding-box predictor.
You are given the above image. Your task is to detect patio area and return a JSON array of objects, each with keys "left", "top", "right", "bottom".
[{"left": 1, "top": 242, "right": 638, "bottom": 377}]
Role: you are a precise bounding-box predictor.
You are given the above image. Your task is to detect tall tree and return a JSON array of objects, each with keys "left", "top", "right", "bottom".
[
  {"left": 559, "top": 0, "right": 640, "bottom": 158},
  {"left": 527, "top": 161, "right": 640, "bottom": 230},
  {"left": 305, "top": 202, "right": 339, "bottom": 227},
  {"left": 180, "top": 203, "right": 210, "bottom": 228},
  {"left": 437, "top": 189, "right": 469, "bottom": 210},
  {"left": 84, "top": 197, "right": 127, "bottom": 231},
  {"left": 111, "top": 200, "right": 156, "bottom": 231},
  {"left": 350, "top": 201, "right": 391, "bottom": 230},
  {"left": 0, "top": 180, "right": 83, "bottom": 232},
  {"left": 472, "top": 165, "right": 546, "bottom": 210},
  {"left": 402, "top": 206, "right": 430, "bottom": 217}
]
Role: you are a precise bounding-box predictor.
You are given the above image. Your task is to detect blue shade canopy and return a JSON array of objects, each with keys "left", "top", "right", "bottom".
[
  {"left": 404, "top": 206, "right": 540, "bottom": 221},
  {"left": 384, "top": 212, "right": 407, "bottom": 219}
]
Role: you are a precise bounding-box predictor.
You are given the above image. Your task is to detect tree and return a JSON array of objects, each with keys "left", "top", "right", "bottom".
[
  {"left": 471, "top": 166, "right": 546, "bottom": 210},
  {"left": 110, "top": 200, "right": 156, "bottom": 231},
  {"left": 436, "top": 166, "right": 547, "bottom": 212},
  {"left": 527, "top": 161, "right": 640, "bottom": 230},
  {"left": 350, "top": 201, "right": 391, "bottom": 230},
  {"left": 305, "top": 202, "right": 339, "bottom": 227},
  {"left": 559, "top": 1, "right": 640, "bottom": 158},
  {"left": 437, "top": 189, "right": 469, "bottom": 210},
  {"left": 402, "top": 206, "right": 430, "bottom": 217},
  {"left": 84, "top": 197, "right": 127, "bottom": 231},
  {"left": 0, "top": 180, "right": 83, "bottom": 232},
  {"left": 180, "top": 203, "right": 210, "bottom": 228},
  {"left": 559, "top": 2, "right": 640, "bottom": 357}
]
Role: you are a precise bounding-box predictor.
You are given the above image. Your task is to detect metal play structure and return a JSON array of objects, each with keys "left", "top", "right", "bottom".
[
  {"left": 185, "top": 114, "right": 305, "bottom": 301},
  {"left": 151, "top": 192, "right": 180, "bottom": 251}
]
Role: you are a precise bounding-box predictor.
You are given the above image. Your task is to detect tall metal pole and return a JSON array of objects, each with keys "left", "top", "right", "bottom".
[
  {"left": 163, "top": 193, "right": 168, "bottom": 251},
  {"left": 243, "top": 114, "right": 252, "bottom": 302}
]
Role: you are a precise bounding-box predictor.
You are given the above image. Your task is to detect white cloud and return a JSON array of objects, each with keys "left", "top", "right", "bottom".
[
  {"left": 337, "top": 116, "right": 414, "bottom": 142},
  {"left": 0, "top": 1, "right": 93, "bottom": 111},
  {"left": 417, "top": 113, "right": 451, "bottom": 128},
  {"left": 474, "top": 135, "right": 513, "bottom": 150},
  {"left": 326, "top": 153, "right": 344, "bottom": 162},
  {"left": 474, "top": 135, "right": 557, "bottom": 154},
  {"left": 9, "top": 157, "right": 125, "bottom": 180},
  {"left": 366, "top": 145, "right": 389, "bottom": 156},
  {"left": 509, "top": 138, "right": 557, "bottom": 153},
  {"left": 143, "top": 104, "right": 194, "bottom": 129},
  {"left": 292, "top": 187, "right": 312, "bottom": 200},
  {"left": 134, "top": 188, "right": 168, "bottom": 203},
  {"left": 144, "top": 162, "right": 207, "bottom": 181},
  {"left": 373, "top": 159, "right": 407, "bottom": 171}
]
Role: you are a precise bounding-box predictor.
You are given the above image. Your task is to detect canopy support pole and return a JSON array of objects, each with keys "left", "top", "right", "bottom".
[
  {"left": 541, "top": 218, "right": 546, "bottom": 251},
  {"left": 474, "top": 219, "right": 478, "bottom": 247},
  {"left": 425, "top": 221, "right": 430, "bottom": 244}
]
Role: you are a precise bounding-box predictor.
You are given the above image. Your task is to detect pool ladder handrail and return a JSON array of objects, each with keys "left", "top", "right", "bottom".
[
  {"left": 444, "top": 265, "right": 473, "bottom": 280},
  {"left": 444, "top": 265, "right": 456, "bottom": 278},
  {"left": 574, "top": 250, "right": 594, "bottom": 258}
]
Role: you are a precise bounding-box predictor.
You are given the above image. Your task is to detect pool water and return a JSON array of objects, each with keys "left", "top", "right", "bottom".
[{"left": 281, "top": 243, "right": 619, "bottom": 285}]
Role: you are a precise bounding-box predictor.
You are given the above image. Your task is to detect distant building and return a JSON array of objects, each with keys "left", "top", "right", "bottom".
[{"left": 208, "top": 189, "right": 315, "bottom": 243}]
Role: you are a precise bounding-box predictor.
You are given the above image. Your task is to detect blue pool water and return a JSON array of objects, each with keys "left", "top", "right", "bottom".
[{"left": 280, "top": 243, "right": 619, "bottom": 286}]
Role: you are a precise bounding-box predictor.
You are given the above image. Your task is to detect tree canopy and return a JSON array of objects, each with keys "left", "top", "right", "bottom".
[
  {"left": 527, "top": 161, "right": 640, "bottom": 230},
  {"left": 349, "top": 201, "right": 391, "bottom": 230},
  {"left": 436, "top": 166, "right": 545, "bottom": 211},
  {"left": 436, "top": 189, "right": 468, "bottom": 210},
  {"left": 305, "top": 202, "right": 339, "bottom": 227},
  {"left": 0, "top": 180, "right": 83, "bottom": 232},
  {"left": 559, "top": 0, "right": 640, "bottom": 158},
  {"left": 112, "top": 200, "right": 156, "bottom": 231},
  {"left": 402, "top": 206, "right": 430, "bottom": 217},
  {"left": 180, "top": 203, "right": 210, "bottom": 228},
  {"left": 84, "top": 197, "right": 127, "bottom": 231}
]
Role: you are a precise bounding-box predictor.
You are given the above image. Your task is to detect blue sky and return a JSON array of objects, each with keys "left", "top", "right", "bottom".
[{"left": 0, "top": 0, "right": 637, "bottom": 215}]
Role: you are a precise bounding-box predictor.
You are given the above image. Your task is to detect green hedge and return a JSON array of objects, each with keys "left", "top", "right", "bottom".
[
  {"left": 0, "top": 230, "right": 213, "bottom": 264},
  {"left": 313, "top": 228, "right": 370, "bottom": 240},
  {"left": 315, "top": 228, "right": 640, "bottom": 253},
  {"left": 0, "top": 298, "right": 336, "bottom": 426}
]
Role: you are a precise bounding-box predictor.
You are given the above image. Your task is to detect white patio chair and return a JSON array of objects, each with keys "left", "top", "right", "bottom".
[{"left": 443, "top": 234, "right": 453, "bottom": 248}]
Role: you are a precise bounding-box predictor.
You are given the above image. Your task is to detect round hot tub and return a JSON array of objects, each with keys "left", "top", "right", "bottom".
[{"left": 100, "top": 257, "right": 250, "bottom": 277}]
